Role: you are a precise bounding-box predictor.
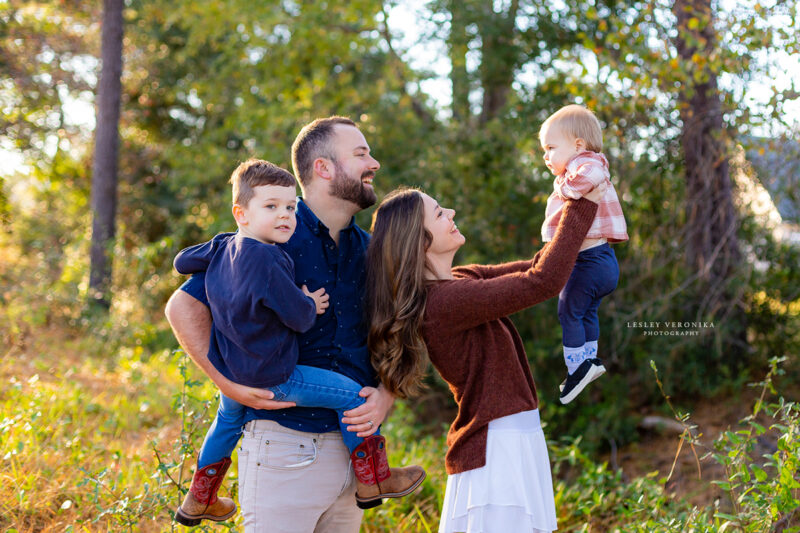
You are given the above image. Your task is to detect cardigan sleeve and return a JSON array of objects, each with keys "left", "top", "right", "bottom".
[
  {"left": 453, "top": 259, "right": 533, "bottom": 280},
  {"left": 426, "top": 199, "right": 596, "bottom": 333},
  {"left": 453, "top": 240, "right": 554, "bottom": 280}
]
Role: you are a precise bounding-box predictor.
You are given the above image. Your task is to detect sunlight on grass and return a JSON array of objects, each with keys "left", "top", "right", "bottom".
[
  {"left": 1, "top": 302, "right": 798, "bottom": 530},
  {"left": 0, "top": 327, "right": 448, "bottom": 531},
  {"left": 0, "top": 338, "right": 192, "bottom": 531}
]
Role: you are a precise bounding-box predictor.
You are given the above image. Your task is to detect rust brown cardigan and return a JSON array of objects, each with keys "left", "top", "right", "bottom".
[{"left": 422, "top": 198, "right": 598, "bottom": 474}]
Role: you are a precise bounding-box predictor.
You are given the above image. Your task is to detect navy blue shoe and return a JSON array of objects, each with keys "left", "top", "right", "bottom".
[{"left": 559, "top": 359, "right": 606, "bottom": 404}]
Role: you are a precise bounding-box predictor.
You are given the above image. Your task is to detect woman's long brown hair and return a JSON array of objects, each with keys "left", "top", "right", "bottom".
[{"left": 365, "top": 188, "right": 431, "bottom": 399}]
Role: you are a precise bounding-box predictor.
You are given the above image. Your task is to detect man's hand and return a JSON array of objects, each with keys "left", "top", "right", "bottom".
[
  {"left": 219, "top": 380, "right": 296, "bottom": 411},
  {"left": 165, "top": 289, "right": 295, "bottom": 411},
  {"left": 341, "top": 384, "right": 395, "bottom": 437}
]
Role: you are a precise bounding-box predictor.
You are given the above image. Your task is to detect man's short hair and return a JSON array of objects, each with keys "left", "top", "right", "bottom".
[
  {"left": 291, "top": 116, "right": 357, "bottom": 187},
  {"left": 230, "top": 159, "right": 296, "bottom": 207},
  {"left": 540, "top": 104, "right": 603, "bottom": 153}
]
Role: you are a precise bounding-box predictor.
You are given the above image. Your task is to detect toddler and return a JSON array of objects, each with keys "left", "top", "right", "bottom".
[{"left": 539, "top": 105, "right": 628, "bottom": 404}]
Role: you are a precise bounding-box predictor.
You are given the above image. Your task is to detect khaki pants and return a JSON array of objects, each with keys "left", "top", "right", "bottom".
[{"left": 238, "top": 419, "right": 363, "bottom": 533}]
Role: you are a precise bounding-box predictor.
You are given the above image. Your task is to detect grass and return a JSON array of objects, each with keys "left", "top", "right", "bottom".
[
  {"left": 0, "top": 321, "right": 450, "bottom": 532},
  {"left": 0, "top": 328, "right": 186, "bottom": 531},
  {"left": 1, "top": 311, "right": 799, "bottom": 531}
]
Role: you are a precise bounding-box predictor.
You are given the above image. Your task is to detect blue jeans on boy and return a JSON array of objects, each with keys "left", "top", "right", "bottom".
[
  {"left": 557, "top": 243, "right": 619, "bottom": 349},
  {"left": 197, "top": 365, "right": 369, "bottom": 467}
]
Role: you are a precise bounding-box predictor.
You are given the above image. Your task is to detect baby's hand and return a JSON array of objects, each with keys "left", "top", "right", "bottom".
[{"left": 302, "top": 285, "right": 330, "bottom": 315}]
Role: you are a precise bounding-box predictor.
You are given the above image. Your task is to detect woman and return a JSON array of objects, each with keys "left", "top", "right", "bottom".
[{"left": 365, "top": 185, "right": 603, "bottom": 533}]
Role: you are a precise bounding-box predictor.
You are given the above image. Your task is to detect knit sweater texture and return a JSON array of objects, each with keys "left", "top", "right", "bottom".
[{"left": 422, "top": 198, "right": 598, "bottom": 475}]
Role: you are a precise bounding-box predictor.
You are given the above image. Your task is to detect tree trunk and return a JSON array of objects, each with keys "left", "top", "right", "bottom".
[
  {"left": 448, "top": 0, "right": 470, "bottom": 123},
  {"left": 673, "top": 0, "right": 740, "bottom": 294},
  {"left": 477, "top": 0, "right": 519, "bottom": 124},
  {"left": 88, "top": 0, "right": 124, "bottom": 308}
]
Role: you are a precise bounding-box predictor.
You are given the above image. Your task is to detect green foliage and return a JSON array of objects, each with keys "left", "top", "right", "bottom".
[
  {"left": 0, "top": 334, "right": 187, "bottom": 529},
  {"left": 708, "top": 357, "right": 800, "bottom": 532},
  {"left": 548, "top": 359, "right": 800, "bottom": 532},
  {"left": 1, "top": 0, "right": 799, "bottom": 514},
  {"left": 4, "top": 319, "right": 800, "bottom": 530},
  {"left": 551, "top": 439, "right": 715, "bottom": 532},
  {"left": 0, "top": 0, "right": 98, "bottom": 161}
]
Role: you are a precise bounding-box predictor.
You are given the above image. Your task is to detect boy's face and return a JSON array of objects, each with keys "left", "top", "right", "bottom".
[
  {"left": 235, "top": 184, "right": 297, "bottom": 244},
  {"left": 541, "top": 125, "right": 582, "bottom": 177}
]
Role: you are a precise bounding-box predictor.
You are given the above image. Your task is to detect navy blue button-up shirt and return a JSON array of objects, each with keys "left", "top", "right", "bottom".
[{"left": 180, "top": 199, "right": 376, "bottom": 433}]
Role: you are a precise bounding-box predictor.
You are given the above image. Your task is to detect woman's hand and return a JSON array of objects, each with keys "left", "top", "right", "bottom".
[
  {"left": 341, "top": 384, "right": 395, "bottom": 437},
  {"left": 583, "top": 181, "right": 608, "bottom": 204}
]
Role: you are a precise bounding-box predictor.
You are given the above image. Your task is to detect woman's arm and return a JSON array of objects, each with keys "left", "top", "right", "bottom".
[
  {"left": 426, "top": 198, "right": 597, "bottom": 332},
  {"left": 460, "top": 174, "right": 606, "bottom": 280},
  {"left": 456, "top": 241, "right": 556, "bottom": 279},
  {"left": 454, "top": 258, "right": 535, "bottom": 280}
]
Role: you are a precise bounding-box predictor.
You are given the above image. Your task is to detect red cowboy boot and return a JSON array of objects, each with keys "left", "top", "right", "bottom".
[
  {"left": 351, "top": 435, "right": 426, "bottom": 509},
  {"left": 175, "top": 457, "right": 237, "bottom": 526}
]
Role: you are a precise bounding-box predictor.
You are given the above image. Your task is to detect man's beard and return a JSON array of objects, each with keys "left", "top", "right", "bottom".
[{"left": 330, "top": 160, "right": 377, "bottom": 209}]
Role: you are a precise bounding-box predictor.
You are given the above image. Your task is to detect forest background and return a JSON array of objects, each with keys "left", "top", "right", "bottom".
[{"left": 2, "top": 0, "right": 800, "bottom": 531}]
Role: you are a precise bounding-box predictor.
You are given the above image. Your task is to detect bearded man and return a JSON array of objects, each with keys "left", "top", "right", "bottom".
[{"left": 165, "top": 117, "right": 394, "bottom": 532}]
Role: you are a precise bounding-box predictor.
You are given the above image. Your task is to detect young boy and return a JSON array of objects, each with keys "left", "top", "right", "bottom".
[
  {"left": 539, "top": 105, "right": 629, "bottom": 404},
  {"left": 173, "top": 159, "right": 425, "bottom": 526}
]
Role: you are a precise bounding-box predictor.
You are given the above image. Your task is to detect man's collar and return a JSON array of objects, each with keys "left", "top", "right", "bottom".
[{"left": 297, "top": 198, "right": 356, "bottom": 236}]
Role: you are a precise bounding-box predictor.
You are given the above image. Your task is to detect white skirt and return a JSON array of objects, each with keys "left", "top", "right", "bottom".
[{"left": 438, "top": 409, "right": 557, "bottom": 533}]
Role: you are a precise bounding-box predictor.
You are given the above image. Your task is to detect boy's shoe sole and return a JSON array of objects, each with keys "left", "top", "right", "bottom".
[{"left": 559, "top": 359, "right": 606, "bottom": 404}]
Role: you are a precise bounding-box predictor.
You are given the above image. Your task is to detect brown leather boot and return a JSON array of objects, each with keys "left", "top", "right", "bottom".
[
  {"left": 175, "top": 457, "right": 237, "bottom": 526},
  {"left": 351, "top": 435, "right": 426, "bottom": 509}
]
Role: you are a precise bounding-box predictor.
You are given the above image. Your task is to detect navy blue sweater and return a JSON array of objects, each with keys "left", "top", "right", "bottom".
[
  {"left": 180, "top": 200, "right": 377, "bottom": 433},
  {"left": 174, "top": 232, "right": 317, "bottom": 388}
]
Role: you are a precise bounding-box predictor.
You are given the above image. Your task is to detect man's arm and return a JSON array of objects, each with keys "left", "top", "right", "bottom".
[
  {"left": 164, "top": 289, "right": 295, "bottom": 410},
  {"left": 341, "top": 384, "right": 395, "bottom": 437}
]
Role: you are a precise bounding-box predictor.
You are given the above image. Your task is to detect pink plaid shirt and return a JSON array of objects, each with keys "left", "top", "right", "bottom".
[{"left": 541, "top": 151, "right": 628, "bottom": 242}]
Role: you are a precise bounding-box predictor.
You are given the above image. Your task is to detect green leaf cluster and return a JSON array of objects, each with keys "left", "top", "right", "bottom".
[{"left": 1, "top": 0, "right": 799, "bottom": 454}]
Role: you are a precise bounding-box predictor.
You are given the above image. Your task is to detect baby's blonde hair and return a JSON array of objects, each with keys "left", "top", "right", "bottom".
[{"left": 540, "top": 104, "right": 603, "bottom": 152}]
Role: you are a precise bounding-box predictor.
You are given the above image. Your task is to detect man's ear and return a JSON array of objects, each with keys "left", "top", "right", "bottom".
[
  {"left": 575, "top": 137, "right": 586, "bottom": 152},
  {"left": 314, "top": 157, "right": 333, "bottom": 181},
  {"left": 232, "top": 203, "right": 247, "bottom": 225}
]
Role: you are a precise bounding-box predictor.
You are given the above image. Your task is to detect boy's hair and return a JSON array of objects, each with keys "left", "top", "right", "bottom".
[
  {"left": 291, "top": 116, "right": 357, "bottom": 188},
  {"left": 230, "top": 159, "right": 296, "bottom": 207},
  {"left": 540, "top": 104, "right": 603, "bottom": 152}
]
